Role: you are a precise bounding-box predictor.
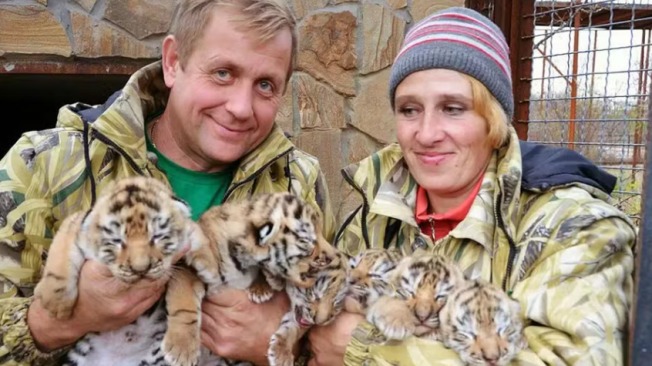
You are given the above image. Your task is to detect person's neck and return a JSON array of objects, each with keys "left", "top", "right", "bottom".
[
  {"left": 427, "top": 173, "right": 484, "bottom": 215},
  {"left": 149, "top": 112, "right": 228, "bottom": 173}
]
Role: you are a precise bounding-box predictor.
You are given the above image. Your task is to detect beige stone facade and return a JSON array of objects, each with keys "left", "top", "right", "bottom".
[{"left": 0, "top": 0, "right": 463, "bottom": 220}]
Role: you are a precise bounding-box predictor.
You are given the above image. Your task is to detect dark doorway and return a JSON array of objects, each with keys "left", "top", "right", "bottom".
[{"left": 0, "top": 73, "right": 131, "bottom": 156}]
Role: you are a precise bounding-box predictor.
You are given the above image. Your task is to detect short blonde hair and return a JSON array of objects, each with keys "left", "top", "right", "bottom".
[
  {"left": 465, "top": 74, "right": 510, "bottom": 149},
  {"left": 171, "top": 0, "right": 297, "bottom": 80}
]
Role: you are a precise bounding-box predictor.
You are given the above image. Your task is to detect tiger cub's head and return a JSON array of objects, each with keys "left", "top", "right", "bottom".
[
  {"left": 204, "top": 192, "right": 321, "bottom": 287},
  {"left": 288, "top": 246, "right": 348, "bottom": 328},
  {"left": 439, "top": 280, "right": 526, "bottom": 366},
  {"left": 345, "top": 249, "right": 401, "bottom": 314},
  {"left": 81, "top": 176, "right": 192, "bottom": 283},
  {"left": 391, "top": 251, "right": 465, "bottom": 338}
]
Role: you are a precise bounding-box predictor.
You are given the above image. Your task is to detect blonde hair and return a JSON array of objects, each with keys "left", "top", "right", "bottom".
[
  {"left": 171, "top": 0, "right": 297, "bottom": 80},
  {"left": 464, "top": 74, "right": 510, "bottom": 149}
]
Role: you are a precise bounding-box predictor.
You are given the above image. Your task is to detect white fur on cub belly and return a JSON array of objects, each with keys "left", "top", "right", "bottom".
[{"left": 65, "top": 302, "right": 167, "bottom": 366}]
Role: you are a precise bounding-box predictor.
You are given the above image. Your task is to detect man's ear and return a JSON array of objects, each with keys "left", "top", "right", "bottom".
[{"left": 161, "top": 35, "right": 179, "bottom": 88}]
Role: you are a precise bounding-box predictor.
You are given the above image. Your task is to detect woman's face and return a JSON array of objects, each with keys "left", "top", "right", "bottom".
[{"left": 394, "top": 69, "right": 493, "bottom": 210}]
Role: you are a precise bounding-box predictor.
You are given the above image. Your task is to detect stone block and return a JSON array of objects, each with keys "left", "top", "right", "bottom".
[
  {"left": 388, "top": 0, "right": 407, "bottom": 10},
  {"left": 276, "top": 76, "right": 295, "bottom": 136},
  {"left": 0, "top": 5, "right": 71, "bottom": 57},
  {"left": 295, "top": 130, "right": 343, "bottom": 213},
  {"left": 298, "top": 11, "right": 357, "bottom": 96},
  {"left": 104, "top": 0, "right": 177, "bottom": 40},
  {"left": 73, "top": 0, "right": 97, "bottom": 12},
  {"left": 411, "top": 0, "right": 464, "bottom": 22},
  {"left": 351, "top": 67, "right": 396, "bottom": 144},
  {"left": 291, "top": 0, "right": 329, "bottom": 20},
  {"left": 360, "top": 3, "right": 405, "bottom": 75},
  {"left": 295, "top": 73, "right": 347, "bottom": 130},
  {"left": 71, "top": 12, "right": 159, "bottom": 58}
]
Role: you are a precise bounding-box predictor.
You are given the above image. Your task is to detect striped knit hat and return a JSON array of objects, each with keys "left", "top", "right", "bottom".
[{"left": 389, "top": 7, "right": 513, "bottom": 117}]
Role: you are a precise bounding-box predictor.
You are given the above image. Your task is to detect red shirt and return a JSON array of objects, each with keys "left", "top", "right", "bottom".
[{"left": 415, "top": 176, "right": 484, "bottom": 241}]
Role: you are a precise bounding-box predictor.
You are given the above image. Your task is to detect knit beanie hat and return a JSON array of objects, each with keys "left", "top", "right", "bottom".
[{"left": 389, "top": 7, "right": 514, "bottom": 118}]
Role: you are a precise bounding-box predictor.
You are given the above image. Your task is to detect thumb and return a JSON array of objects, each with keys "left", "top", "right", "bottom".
[{"left": 83, "top": 259, "right": 114, "bottom": 278}]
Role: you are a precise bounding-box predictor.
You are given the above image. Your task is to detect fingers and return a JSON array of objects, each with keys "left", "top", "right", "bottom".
[{"left": 204, "top": 288, "right": 249, "bottom": 307}]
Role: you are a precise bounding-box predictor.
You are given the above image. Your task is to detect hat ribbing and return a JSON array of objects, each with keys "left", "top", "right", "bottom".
[{"left": 389, "top": 7, "right": 514, "bottom": 118}]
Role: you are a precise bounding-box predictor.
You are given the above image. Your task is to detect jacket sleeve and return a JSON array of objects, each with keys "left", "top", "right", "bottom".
[
  {"left": 0, "top": 135, "right": 67, "bottom": 365},
  {"left": 343, "top": 208, "right": 635, "bottom": 365}
]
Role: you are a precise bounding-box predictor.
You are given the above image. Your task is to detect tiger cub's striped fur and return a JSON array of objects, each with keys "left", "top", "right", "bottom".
[
  {"left": 352, "top": 248, "right": 527, "bottom": 365},
  {"left": 345, "top": 248, "right": 402, "bottom": 314},
  {"left": 33, "top": 176, "right": 206, "bottom": 366},
  {"left": 189, "top": 191, "right": 322, "bottom": 300},
  {"left": 439, "top": 280, "right": 526, "bottom": 366},
  {"left": 181, "top": 192, "right": 327, "bottom": 365},
  {"left": 366, "top": 250, "right": 465, "bottom": 341},
  {"left": 268, "top": 240, "right": 349, "bottom": 366}
]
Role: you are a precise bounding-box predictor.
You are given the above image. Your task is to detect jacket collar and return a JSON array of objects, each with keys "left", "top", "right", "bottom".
[{"left": 342, "top": 128, "right": 526, "bottom": 253}]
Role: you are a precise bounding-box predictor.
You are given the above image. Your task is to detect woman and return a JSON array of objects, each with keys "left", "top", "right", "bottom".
[{"left": 308, "top": 6, "right": 635, "bottom": 366}]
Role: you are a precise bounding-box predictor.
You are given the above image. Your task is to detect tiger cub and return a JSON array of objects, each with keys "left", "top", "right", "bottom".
[
  {"left": 366, "top": 250, "right": 465, "bottom": 341},
  {"left": 345, "top": 248, "right": 402, "bottom": 314},
  {"left": 438, "top": 280, "right": 526, "bottom": 366},
  {"left": 268, "top": 240, "right": 349, "bottom": 366},
  {"left": 179, "top": 192, "right": 327, "bottom": 365},
  {"left": 33, "top": 176, "right": 206, "bottom": 366}
]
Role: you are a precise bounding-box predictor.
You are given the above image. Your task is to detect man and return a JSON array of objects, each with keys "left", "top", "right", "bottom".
[{"left": 0, "top": 0, "right": 334, "bottom": 364}]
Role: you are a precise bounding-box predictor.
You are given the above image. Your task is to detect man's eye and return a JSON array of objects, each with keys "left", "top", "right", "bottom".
[
  {"left": 259, "top": 80, "right": 274, "bottom": 93},
  {"left": 215, "top": 70, "right": 231, "bottom": 80}
]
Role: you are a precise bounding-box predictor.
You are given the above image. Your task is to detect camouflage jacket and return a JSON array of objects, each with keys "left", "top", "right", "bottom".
[
  {"left": 0, "top": 61, "right": 335, "bottom": 365},
  {"left": 336, "top": 128, "right": 636, "bottom": 365}
]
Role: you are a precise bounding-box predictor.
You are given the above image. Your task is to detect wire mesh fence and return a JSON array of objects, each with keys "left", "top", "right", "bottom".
[{"left": 524, "top": 0, "right": 650, "bottom": 223}]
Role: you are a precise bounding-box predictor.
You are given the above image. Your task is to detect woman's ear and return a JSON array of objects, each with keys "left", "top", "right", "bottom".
[{"left": 161, "top": 35, "right": 179, "bottom": 88}]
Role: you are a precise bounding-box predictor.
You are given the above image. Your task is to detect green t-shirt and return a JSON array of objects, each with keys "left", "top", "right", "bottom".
[{"left": 146, "top": 127, "right": 234, "bottom": 221}]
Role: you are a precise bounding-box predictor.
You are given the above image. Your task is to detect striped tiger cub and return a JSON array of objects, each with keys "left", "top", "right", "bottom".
[
  {"left": 350, "top": 248, "right": 526, "bottom": 365},
  {"left": 267, "top": 239, "right": 349, "bottom": 366},
  {"left": 34, "top": 176, "right": 206, "bottom": 366}
]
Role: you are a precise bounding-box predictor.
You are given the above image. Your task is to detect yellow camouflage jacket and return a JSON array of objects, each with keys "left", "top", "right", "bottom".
[
  {"left": 336, "top": 128, "right": 636, "bottom": 365},
  {"left": 0, "top": 61, "right": 335, "bottom": 365}
]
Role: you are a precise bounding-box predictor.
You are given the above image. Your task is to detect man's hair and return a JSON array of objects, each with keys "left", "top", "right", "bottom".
[
  {"left": 171, "top": 0, "right": 297, "bottom": 79},
  {"left": 464, "top": 74, "right": 510, "bottom": 149}
]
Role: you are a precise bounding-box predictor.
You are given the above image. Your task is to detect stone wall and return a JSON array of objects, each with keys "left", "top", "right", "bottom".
[{"left": 0, "top": 0, "right": 463, "bottom": 220}]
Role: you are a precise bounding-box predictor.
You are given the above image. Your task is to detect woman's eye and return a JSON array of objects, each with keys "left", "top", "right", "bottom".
[
  {"left": 443, "top": 105, "right": 464, "bottom": 115},
  {"left": 398, "top": 106, "right": 417, "bottom": 117}
]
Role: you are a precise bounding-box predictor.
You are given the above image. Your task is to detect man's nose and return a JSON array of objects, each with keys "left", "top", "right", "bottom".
[{"left": 225, "top": 83, "right": 254, "bottom": 121}]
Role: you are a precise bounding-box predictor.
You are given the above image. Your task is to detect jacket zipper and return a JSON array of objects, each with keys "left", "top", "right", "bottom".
[
  {"left": 222, "top": 147, "right": 294, "bottom": 203},
  {"left": 495, "top": 191, "right": 517, "bottom": 294}
]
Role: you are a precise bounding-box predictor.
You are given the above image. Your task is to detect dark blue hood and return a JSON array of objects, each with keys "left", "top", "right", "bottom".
[{"left": 519, "top": 141, "right": 617, "bottom": 194}]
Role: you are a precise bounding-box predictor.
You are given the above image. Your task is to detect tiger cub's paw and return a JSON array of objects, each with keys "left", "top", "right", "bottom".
[
  {"left": 267, "top": 333, "right": 294, "bottom": 366},
  {"left": 162, "top": 329, "right": 201, "bottom": 366},
  {"left": 247, "top": 282, "right": 276, "bottom": 304},
  {"left": 368, "top": 309, "right": 416, "bottom": 341},
  {"left": 34, "top": 275, "right": 77, "bottom": 320}
]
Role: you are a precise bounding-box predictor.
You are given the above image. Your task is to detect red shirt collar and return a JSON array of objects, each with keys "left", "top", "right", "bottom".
[{"left": 415, "top": 175, "right": 484, "bottom": 224}]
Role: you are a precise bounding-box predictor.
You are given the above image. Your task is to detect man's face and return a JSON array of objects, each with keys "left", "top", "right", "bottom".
[{"left": 162, "top": 8, "right": 292, "bottom": 172}]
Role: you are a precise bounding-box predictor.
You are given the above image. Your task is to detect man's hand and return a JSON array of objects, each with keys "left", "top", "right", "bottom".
[
  {"left": 307, "top": 312, "right": 364, "bottom": 366},
  {"left": 28, "top": 260, "right": 167, "bottom": 351},
  {"left": 28, "top": 245, "right": 188, "bottom": 352},
  {"left": 201, "top": 288, "right": 291, "bottom": 365}
]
